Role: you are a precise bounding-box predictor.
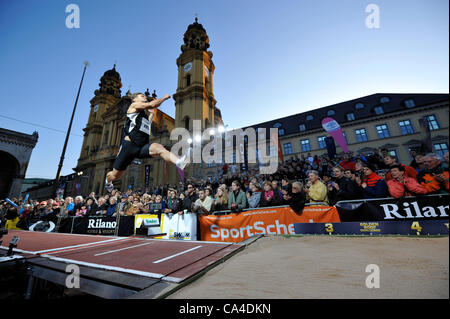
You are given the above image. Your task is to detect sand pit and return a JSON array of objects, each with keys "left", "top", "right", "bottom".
[{"left": 167, "top": 235, "right": 449, "bottom": 299}]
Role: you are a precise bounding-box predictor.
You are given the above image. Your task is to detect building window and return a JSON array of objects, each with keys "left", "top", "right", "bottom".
[
  {"left": 273, "top": 123, "right": 282, "bottom": 128},
  {"left": 346, "top": 113, "right": 355, "bottom": 121},
  {"left": 404, "top": 99, "right": 415, "bottom": 108},
  {"left": 380, "top": 96, "right": 390, "bottom": 103},
  {"left": 434, "top": 143, "right": 448, "bottom": 157},
  {"left": 103, "top": 131, "right": 109, "bottom": 145},
  {"left": 398, "top": 120, "right": 414, "bottom": 135},
  {"left": 306, "top": 115, "right": 314, "bottom": 121},
  {"left": 317, "top": 136, "right": 327, "bottom": 149},
  {"left": 374, "top": 106, "right": 384, "bottom": 115},
  {"left": 184, "top": 117, "right": 190, "bottom": 130},
  {"left": 299, "top": 124, "right": 306, "bottom": 132},
  {"left": 300, "top": 139, "right": 311, "bottom": 152},
  {"left": 425, "top": 115, "right": 440, "bottom": 131},
  {"left": 283, "top": 142, "right": 293, "bottom": 155},
  {"left": 355, "top": 128, "right": 368, "bottom": 142},
  {"left": 186, "top": 74, "right": 191, "bottom": 87},
  {"left": 327, "top": 110, "right": 335, "bottom": 116},
  {"left": 278, "top": 128, "right": 285, "bottom": 136},
  {"left": 376, "top": 124, "right": 391, "bottom": 139},
  {"left": 355, "top": 103, "right": 364, "bottom": 110}
]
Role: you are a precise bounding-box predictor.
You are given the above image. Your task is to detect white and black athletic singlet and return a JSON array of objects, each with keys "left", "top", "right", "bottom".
[
  {"left": 123, "top": 111, "right": 151, "bottom": 147},
  {"left": 113, "top": 111, "right": 152, "bottom": 171}
]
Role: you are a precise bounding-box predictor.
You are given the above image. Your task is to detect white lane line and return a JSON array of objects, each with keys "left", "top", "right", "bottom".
[
  {"left": 41, "top": 255, "right": 174, "bottom": 281},
  {"left": 94, "top": 242, "right": 152, "bottom": 256},
  {"left": 35, "top": 237, "right": 131, "bottom": 254},
  {"left": 153, "top": 245, "right": 202, "bottom": 264},
  {"left": 48, "top": 238, "right": 137, "bottom": 255}
]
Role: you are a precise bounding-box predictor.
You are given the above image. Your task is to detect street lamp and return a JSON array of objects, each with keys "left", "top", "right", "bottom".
[{"left": 55, "top": 61, "right": 89, "bottom": 183}]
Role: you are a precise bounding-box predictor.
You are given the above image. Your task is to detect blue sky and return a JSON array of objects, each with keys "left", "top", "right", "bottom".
[{"left": 0, "top": 0, "right": 448, "bottom": 179}]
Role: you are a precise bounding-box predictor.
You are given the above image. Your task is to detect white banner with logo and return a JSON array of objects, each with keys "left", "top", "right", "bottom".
[{"left": 162, "top": 213, "right": 197, "bottom": 241}]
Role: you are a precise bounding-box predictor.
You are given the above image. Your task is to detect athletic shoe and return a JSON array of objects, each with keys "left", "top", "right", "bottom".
[
  {"left": 176, "top": 147, "right": 192, "bottom": 170},
  {"left": 105, "top": 177, "right": 114, "bottom": 192}
]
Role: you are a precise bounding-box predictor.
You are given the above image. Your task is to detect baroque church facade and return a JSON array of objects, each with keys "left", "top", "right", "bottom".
[{"left": 75, "top": 19, "right": 223, "bottom": 195}]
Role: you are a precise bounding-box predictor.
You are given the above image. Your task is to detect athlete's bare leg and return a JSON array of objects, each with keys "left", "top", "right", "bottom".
[
  {"left": 150, "top": 143, "right": 191, "bottom": 170},
  {"left": 149, "top": 143, "right": 179, "bottom": 164}
]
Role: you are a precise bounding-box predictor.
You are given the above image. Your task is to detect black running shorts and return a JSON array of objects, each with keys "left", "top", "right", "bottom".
[{"left": 113, "top": 140, "right": 151, "bottom": 171}]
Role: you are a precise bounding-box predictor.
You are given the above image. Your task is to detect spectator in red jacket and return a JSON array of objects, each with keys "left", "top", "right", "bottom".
[
  {"left": 359, "top": 163, "right": 389, "bottom": 199},
  {"left": 383, "top": 155, "right": 418, "bottom": 181},
  {"left": 387, "top": 165, "right": 428, "bottom": 198},
  {"left": 339, "top": 153, "right": 356, "bottom": 171}
]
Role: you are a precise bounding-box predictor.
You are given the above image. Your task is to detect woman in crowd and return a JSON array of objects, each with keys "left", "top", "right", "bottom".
[
  {"left": 259, "top": 181, "right": 282, "bottom": 207},
  {"left": 247, "top": 182, "right": 262, "bottom": 208},
  {"left": 214, "top": 187, "right": 228, "bottom": 211}
]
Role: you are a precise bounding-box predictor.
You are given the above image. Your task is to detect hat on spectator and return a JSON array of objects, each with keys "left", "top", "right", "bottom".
[
  {"left": 363, "top": 162, "right": 377, "bottom": 172},
  {"left": 122, "top": 194, "right": 128, "bottom": 199},
  {"left": 39, "top": 201, "right": 47, "bottom": 206}
]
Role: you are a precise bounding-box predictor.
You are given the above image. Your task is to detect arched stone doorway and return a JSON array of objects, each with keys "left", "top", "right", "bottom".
[{"left": 0, "top": 151, "right": 20, "bottom": 199}]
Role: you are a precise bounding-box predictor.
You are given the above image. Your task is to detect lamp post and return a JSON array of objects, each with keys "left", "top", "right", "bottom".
[{"left": 55, "top": 61, "right": 89, "bottom": 183}]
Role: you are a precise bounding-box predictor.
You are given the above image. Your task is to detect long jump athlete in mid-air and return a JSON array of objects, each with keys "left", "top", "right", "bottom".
[{"left": 105, "top": 93, "right": 191, "bottom": 192}]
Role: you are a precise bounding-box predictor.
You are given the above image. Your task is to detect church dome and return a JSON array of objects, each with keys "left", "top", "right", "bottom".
[
  {"left": 181, "top": 18, "right": 210, "bottom": 52},
  {"left": 94, "top": 64, "right": 122, "bottom": 98},
  {"left": 102, "top": 64, "right": 121, "bottom": 81},
  {"left": 186, "top": 17, "right": 206, "bottom": 33}
]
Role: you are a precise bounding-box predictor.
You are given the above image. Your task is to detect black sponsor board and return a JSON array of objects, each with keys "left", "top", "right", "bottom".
[
  {"left": 335, "top": 194, "right": 449, "bottom": 222},
  {"left": 294, "top": 219, "right": 449, "bottom": 236},
  {"left": 70, "top": 216, "right": 135, "bottom": 236}
]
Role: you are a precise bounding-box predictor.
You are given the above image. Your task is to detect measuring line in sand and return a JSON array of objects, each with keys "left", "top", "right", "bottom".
[{"left": 153, "top": 245, "right": 202, "bottom": 264}]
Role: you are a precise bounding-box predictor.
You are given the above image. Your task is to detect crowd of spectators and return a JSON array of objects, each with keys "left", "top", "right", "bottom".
[{"left": 1, "top": 148, "right": 448, "bottom": 234}]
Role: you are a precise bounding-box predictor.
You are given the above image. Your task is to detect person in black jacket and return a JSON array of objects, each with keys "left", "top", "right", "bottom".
[
  {"left": 328, "top": 166, "right": 361, "bottom": 204},
  {"left": 282, "top": 182, "right": 306, "bottom": 213},
  {"left": 164, "top": 189, "right": 181, "bottom": 216},
  {"left": 180, "top": 183, "right": 199, "bottom": 214}
]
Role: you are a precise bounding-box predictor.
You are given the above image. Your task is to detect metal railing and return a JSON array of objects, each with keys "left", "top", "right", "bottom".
[{"left": 335, "top": 193, "right": 448, "bottom": 206}]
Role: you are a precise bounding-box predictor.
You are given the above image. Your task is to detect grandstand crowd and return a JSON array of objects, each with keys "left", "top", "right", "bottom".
[{"left": 1, "top": 149, "right": 449, "bottom": 231}]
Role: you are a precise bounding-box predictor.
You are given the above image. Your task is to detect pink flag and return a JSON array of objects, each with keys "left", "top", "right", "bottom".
[{"left": 321, "top": 117, "right": 349, "bottom": 154}]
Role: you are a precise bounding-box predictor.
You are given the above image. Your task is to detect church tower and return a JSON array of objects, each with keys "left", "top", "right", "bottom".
[
  {"left": 76, "top": 65, "right": 123, "bottom": 194},
  {"left": 173, "top": 18, "right": 221, "bottom": 132}
]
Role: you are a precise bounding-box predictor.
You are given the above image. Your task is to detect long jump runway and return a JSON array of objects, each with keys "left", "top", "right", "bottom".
[{"left": 0, "top": 230, "right": 245, "bottom": 298}]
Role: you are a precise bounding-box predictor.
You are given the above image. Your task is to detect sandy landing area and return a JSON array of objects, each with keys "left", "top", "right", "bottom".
[{"left": 167, "top": 235, "right": 448, "bottom": 299}]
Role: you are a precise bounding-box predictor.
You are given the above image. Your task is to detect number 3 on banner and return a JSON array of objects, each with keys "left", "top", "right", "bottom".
[
  {"left": 411, "top": 221, "right": 422, "bottom": 235},
  {"left": 325, "top": 223, "right": 334, "bottom": 235}
]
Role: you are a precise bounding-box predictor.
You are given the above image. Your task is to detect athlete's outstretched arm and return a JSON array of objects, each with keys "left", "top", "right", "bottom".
[{"left": 134, "top": 94, "right": 171, "bottom": 111}]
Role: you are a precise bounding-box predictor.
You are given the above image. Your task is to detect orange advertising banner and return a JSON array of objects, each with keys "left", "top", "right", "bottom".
[{"left": 200, "top": 206, "right": 341, "bottom": 243}]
